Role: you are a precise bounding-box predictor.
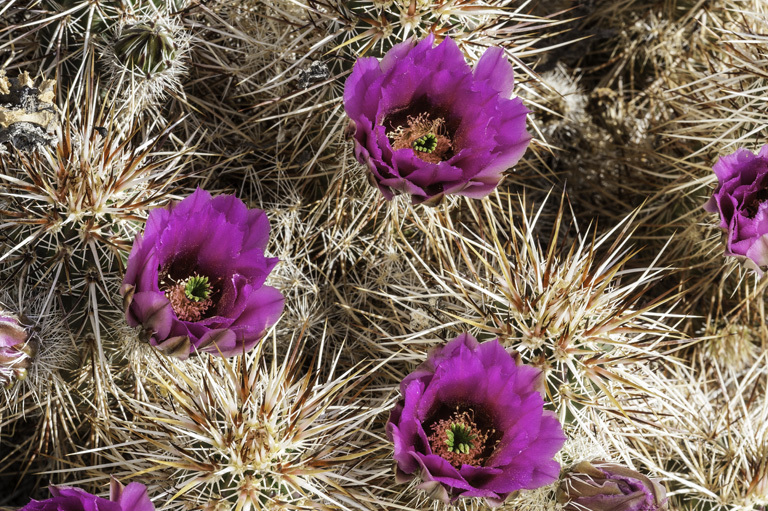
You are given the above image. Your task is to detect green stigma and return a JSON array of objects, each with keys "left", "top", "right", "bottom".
[
  {"left": 444, "top": 423, "right": 476, "bottom": 454},
  {"left": 413, "top": 133, "right": 438, "bottom": 153},
  {"left": 184, "top": 275, "right": 211, "bottom": 302}
]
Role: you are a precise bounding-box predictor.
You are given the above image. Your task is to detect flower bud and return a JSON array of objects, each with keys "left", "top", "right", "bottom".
[
  {"left": 0, "top": 312, "right": 36, "bottom": 387},
  {"left": 557, "top": 460, "right": 668, "bottom": 511}
]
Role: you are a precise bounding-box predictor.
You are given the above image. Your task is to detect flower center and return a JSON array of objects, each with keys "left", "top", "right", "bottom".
[
  {"left": 185, "top": 275, "right": 211, "bottom": 302},
  {"left": 387, "top": 112, "right": 453, "bottom": 164},
  {"left": 161, "top": 271, "right": 215, "bottom": 322},
  {"left": 743, "top": 187, "right": 768, "bottom": 218},
  {"left": 427, "top": 409, "right": 492, "bottom": 468},
  {"left": 445, "top": 422, "right": 476, "bottom": 454},
  {"left": 413, "top": 133, "right": 438, "bottom": 153}
]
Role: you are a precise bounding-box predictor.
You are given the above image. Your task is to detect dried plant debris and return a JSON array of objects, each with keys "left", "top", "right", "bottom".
[
  {"left": 0, "top": 71, "right": 58, "bottom": 153},
  {"left": 296, "top": 60, "right": 330, "bottom": 89}
]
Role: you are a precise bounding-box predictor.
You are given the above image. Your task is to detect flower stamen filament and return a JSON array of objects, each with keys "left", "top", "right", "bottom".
[{"left": 387, "top": 112, "right": 452, "bottom": 163}]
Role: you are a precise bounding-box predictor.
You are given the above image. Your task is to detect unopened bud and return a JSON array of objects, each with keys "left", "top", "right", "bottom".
[
  {"left": 557, "top": 460, "right": 668, "bottom": 511},
  {"left": 0, "top": 312, "right": 36, "bottom": 387}
]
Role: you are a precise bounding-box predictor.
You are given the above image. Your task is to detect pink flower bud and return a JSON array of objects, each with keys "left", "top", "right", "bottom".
[
  {"left": 557, "top": 461, "right": 668, "bottom": 511},
  {"left": 0, "top": 312, "right": 36, "bottom": 387}
]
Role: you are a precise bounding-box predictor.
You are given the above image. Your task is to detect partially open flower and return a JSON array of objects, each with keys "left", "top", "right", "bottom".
[
  {"left": 121, "top": 189, "right": 284, "bottom": 358},
  {"left": 704, "top": 145, "right": 768, "bottom": 272},
  {"left": 386, "top": 333, "right": 565, "bottom": 506},
  {"left": 344, "top": 35, "right": 531, "bottom": 205},
  {"left": 0, "top": 311, "right": 36, "bottom": 387},
  {"left": 20, "top": 479, "right": 154, "bottom": 511},
  {"left": 557, "top": 460, "right": 668, "bottom": 511}
]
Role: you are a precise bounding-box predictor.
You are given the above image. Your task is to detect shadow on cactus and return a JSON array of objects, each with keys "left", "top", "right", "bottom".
[{"left": 0, "top": 0, "right": 186, "bottom": 100}]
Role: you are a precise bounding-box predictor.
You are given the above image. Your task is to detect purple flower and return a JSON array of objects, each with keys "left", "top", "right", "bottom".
[
  {"left": 121, "top": 189, "right": 284, "bottom": 359},
  {"left": 556, "top": 461, "right": 668, "bottom": 511},
  {"left": 704, "top": 145, "right": 768, "bottom": 272},
  {"left": 386, "top": 333, "right": 566, "bottom": 506},
  {"left": 0, "top": 311, "right": 36, "bottom": 386},
  {"left": 20, "top": 480, "right": 155, "bottom": 511},
  {"left": 343, "top": 35, "right": 531, "bottom": 206}
]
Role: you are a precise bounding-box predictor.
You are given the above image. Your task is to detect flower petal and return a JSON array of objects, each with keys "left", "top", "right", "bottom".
[
  {"left": 117, "top": 482, "right": 155, "bottom": 511},
  {"left": 128, "top": 291, "right": 173, "bottom": 341},
  {"left": 473, "top": 46, "right": 515, "bottom": 96}
]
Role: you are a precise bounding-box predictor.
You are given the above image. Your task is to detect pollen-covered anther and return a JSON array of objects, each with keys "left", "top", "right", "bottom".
[
  {"left": 165, "top": 276, "right": 213, "bottom": 322},
  {"left": 389, "top": 113, "right": 452, "bottom": 164},
  {"left": 428, "top": 410, "right": 490, "bottom": 468}
]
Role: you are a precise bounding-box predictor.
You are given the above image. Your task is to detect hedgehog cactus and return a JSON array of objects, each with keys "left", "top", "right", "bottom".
[{"left": 1, "top": 1, "right": 768, "bottom": 511}]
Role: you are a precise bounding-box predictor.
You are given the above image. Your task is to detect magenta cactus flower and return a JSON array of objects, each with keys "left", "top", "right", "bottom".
[
  {"left": 0, "top": 311, "right": 36, "bottom": 386},
  {"left": 704, "top": 145, "right": 768, "bottom": 272},
  {"left": 121, "top": 189, "right": 284, "bottom": 359},
  {"left": 343, "top": 34, "right": 531, "bottom": 206},
  {"left": 19, "top": 480, "right": 154, "bottom": 511},
  {"left": 386, "top": 333, "right": 566, "bottom": 506}
]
